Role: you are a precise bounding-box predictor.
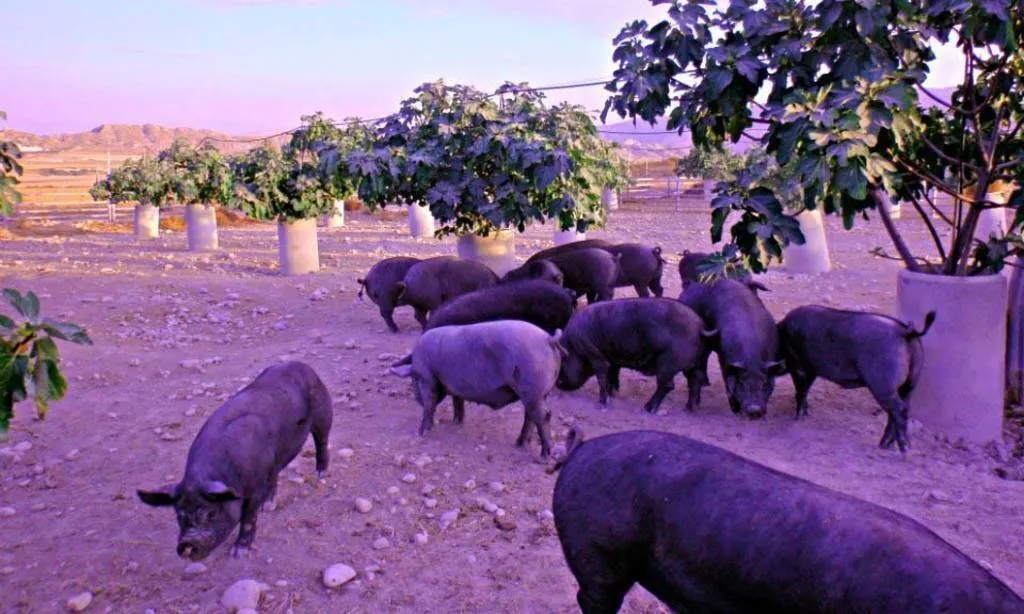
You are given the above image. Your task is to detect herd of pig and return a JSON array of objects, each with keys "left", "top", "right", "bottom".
[{"left": 136, "top": 237, "right": 1024, "bottom": 613}]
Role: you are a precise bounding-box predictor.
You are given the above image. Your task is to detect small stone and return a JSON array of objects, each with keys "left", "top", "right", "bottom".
[
  {"left": 421, "top": 484, "right": 436, "bottom": 496},
  {"left": 184, "top": 408, "right": 197, "bottom": 417},
  {"left": 372, "top": 537, "right": 390, "bottom": 550},
  {"left": 413, "top": 455, "right": 432, "bottom": 468},
  {"left": 926, "top": 489, "right": 952, "bottom": 503},
  {"left": 274, "top": 320, "right": 289, "bottom": 331},
  {"left": 538, "top": 509, "right": 554, "bottom": 522},
  {"left": 310, "top": 287, "right": 329, "bottom": 301},
  {"left": 183, "top": 562, "right": 207, "bottom": 577},
  {"left": 439, "top": 509, "right": 460, "bottom": 530},
  {"left": 488, "top": 481, "right": 505, "bottom": 493},
  {"left": 338, "top": 448, "right": 355, "bottom": 459},
  {"left": 0, "top": 566, "right": 13, "bottom": 575},
  {"left": 65, "top": 449, "right": 81, "bottom": 461},
  {"left": 13, "top": 442, "right": 31, "bottom": 453},
  {"left": 354, "top": 498, "right": 373, "bottom": 514},
  {"left": 387, "top": 486, "right": 400, "bottom": 495},
  {"left": 423, "top": 498, "right": 438, "bottom": 509},
  {"left": 401, "top": 473, "right": 417, "bottom": 484},
  {"left": 414, "top": 532, "right": 429, "bottom": 545},
  {"left": 0, "top": 507, "right": 15, "bottom": 517},
  {"left": 67, "top": 591, "right": 93, "bottom": 611},
  {"left": 463, "top": 479, "right": 477, "bottom": 490},
  {"left": 31, "top": 503, "right": 46, "bottom": 512},
  {"left": 274, "top": 580, "right": 288, "bottom": 588},
  {"left": 494, "top": 516, "right": 517, "bottom": 531},
  {"left": 482, "top": 501, "right": 498, "bottom": 514},
  {"left": 220, "top": 579, "right": 270, "bottom": 611},
  {"left": 322, "top": 563, "right": 357, "bottom": 588},
  {"left": 343, "top": 339, "right": 358, "bottom": 350},
  {"left": 179, "top": 359, "right": 202, "bottom": 370},
  {"left": 128, "top": 359, "right": 141, "bottom": 367}
]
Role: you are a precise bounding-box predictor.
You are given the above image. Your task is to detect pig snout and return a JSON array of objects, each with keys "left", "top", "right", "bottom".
[
  {"left": 176, "top": 528, "right": 220, "bottom": 561},
  {"left": 741, "top": 403, "right": 766, "bottom": 419}
]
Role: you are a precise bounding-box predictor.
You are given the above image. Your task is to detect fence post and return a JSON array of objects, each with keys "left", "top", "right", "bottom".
[{"left": 108, "top": 202, "right": 116, "bottom": 223}]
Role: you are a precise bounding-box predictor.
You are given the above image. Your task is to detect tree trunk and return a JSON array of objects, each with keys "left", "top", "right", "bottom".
[{"left": 1007, "top": 256, "right": 1024, "bottom": 405}]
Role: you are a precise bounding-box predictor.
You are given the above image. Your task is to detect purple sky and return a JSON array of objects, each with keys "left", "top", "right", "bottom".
[{"left": 2, "top": 0, "right": 965, "bottom": 136}]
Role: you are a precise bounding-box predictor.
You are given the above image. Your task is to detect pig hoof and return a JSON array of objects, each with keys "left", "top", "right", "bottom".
[
  {"left": 262, "top": 498, "right": 279, "bottom": 512},
  {"left": 230, "top": 545, "right": 250, "bottom": 559},
  {"left": 316, "top": 470, "right": 328, "bottom": 480}
]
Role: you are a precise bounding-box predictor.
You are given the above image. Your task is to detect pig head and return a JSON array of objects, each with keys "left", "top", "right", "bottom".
[{"left": 137, "top": 480, "right": 243, "bottom": 561}]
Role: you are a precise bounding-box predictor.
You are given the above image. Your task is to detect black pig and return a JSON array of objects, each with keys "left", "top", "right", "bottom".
[
  {"left": 551, "top": 428, "right": 1024, "bottom": 614},
  {"left": 679, "top": 278, "right": 785, "bottom": 418},
  {"left": 425, "top": 279, "right": 576, "bottom": 334},
  {"left": 137, "top": 361, "right": 332, "bottom": 560},
  {"left": 605, "top": 243, "right": 666, "bottom": 297},
  {"left": 357, "top": 256, "right": 422, "bottom": 333},
  {"left": 778, "top": 305, "right": 937, "bottom": 452},
  {"left": 556, "top": 298, "right": 717, "bottom": 413},
  {"left": 524, "top": 238, "right": 614, "bottom": 264},
  {"left": 388, "top": 256, "right": 499, "bottom": 330},
  {"left": 509, "top": 248, "right": 620, "bottom": 305}
]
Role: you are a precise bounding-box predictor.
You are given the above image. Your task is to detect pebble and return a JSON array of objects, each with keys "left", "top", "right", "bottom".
[
  {"left": 183, "top": 562, "right": 207, "bottom": 577},
  {"left": 387, "top": 486, "right": 400, "bottom": 495},
  {"left": 439, "top": 509, "right": 460, "bottom": 530},
  {"left": 463, "top": 479, "right": 477, "bottom": 490},
  {"left": 354, "top": 498, "right": 373, "bottom": 514},
  {"left": 372, "top": 537, "right": 390, "bottom": 550},
  {"left": 220, "top": 579, "right": 270, "bottom": 611},
  {"left": 0, "top": 566, "right": 12, "bottom": 575},
  {"left": 414, "top": 532, "right": 429, "bottom": 545},
  {"left": 322, "top": 563, "right": 357, "bottom": 588},
  {"left": 494, "top": 516, "right": 517, "bottom": 531},
  {"left": 13, "top": 442, "right": 30, "bottom": 453},
  {"left": 179, "top": 359, "right": 202, "bottom": 370},
  {"left": 311, "top": 287, "right": 329, "bottom": 301},
  {"left": 343, "top": 339, "right": 358, "bottom": 349},
  {"left": 128, "top": 358, "right": 141, "bottom": 367},
  {"left": 488, "top": 481, "right": 505, "bottom": 493},
  {"left": 274, "top": 320, "right": 289, "bottom": 331},
  {"left": 66, "top": 591, "right": 93, "bottom": 611},
  {"left": 65, "top": 449, "right": 81, "bottom": 461},
  {"left": 401, "top": 473, "right": 417, "bottom": 484},
  {"left": 0, "top": 507, "right": 15, "bottom": 517},
  {"left": 338, "top": 448, "right": 355, "bottom": 459},
  {"left": 482, "top": 501, "right": 498, "bottom": 514},
  {"left": 424, "top": 498, "right": 438, "bottom": 509},
  {"left": 538, "top": 509, "right": 555, "bottom": 522},
  {"left": 421, "top": 484, "right": 436, "bottom": 496}
]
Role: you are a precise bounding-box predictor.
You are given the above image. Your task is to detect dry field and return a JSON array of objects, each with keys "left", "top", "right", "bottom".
[{"left": 0, "top": 152, "right": 1023, "bottom": 613}]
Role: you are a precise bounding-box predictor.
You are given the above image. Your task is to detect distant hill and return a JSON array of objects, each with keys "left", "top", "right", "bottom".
[{"left": 0, "top": 123, "right": 285, "bottom": 155}]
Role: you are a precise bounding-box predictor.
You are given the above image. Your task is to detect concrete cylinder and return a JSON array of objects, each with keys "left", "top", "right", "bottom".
[
  {"left": 457, "top": 230, "right": 517, "bottom": 276},
  {"left": 323, "top": 199, "right": 345, "bottom": 228},
  {"left": 602, "top": 185, "right": 619, "bottom": 212},
  {"left": 553, "top": 228, "right": 586, "bottom": 246},
  {"left": 782, "top": 208, "right": 832, "bottom": 275},
  {"left": 134, "top": 203, "right": 160, "bottom": 239},
  {"left": 185, "top": 204, "right": 219, "bottom": 251},
  {"left": 277, "top": 217, "right": 320, "bottom": 276},
  {"left": 897, "top": 269, "right": 1008, "bottom": 444},
  {"left": 408, "top": 203, "right": 435, "bottom": 239}
]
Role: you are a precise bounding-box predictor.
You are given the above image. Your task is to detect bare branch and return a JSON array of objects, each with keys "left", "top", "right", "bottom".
[
  {"left": 873, "top": 187, "right": 922, "bottom": 272},
  {"left": 869, "top": 246, "right": 934, "bottom": 267},
  {"left": 893, "top": 157, "right": 968, "bottom": 201},
  {"left": 994, "top": 156, "right": 1024, "bottom": 173},
  {"left": 920, "top": 186, "right": 956, "bottom": 227},
  {"left": 920, "top": 133, "right": 982, "bottom": 170},
  {"left": 907, "top": 196, "right": 947, "bottom": 260},
  {"left": 916, "top": 85, "right": 968, "bottom": 115}
]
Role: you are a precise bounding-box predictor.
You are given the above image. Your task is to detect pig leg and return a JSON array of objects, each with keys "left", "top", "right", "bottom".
[
  {"left": 868, "top": 385, "right": 911, "bottom": 452},
  {"left": 649, "top": 278, "right": 664, "bottom": 298},
  {"left": 568, "top": 557, "right": 632, "bottom": 614},
  {"left": 592, "top": 359, "right": 613, "bottom": 407},
  {"left": 791, "top": 371, "right": 817, "bottom": 419},
  {"left": 643, "top": 358, "right": 677, "bottom": 413},
  {"left": 417, "top": 379, "right": 447, "bottom": 436},
  {"left": 632, "top": 283, "right": 650, "bottom": 298},
  {"left": 231, "top": 498, "right": 261, "bottom": 558},
  {"left": 312, "top": 409, "right": 332, "bottom": 480},
  {"left": 683, "top": 369, "right": 703, "bottom": 410},
  {"left": 452, "top": 397, "right": 466, "bottom": 425},
  {"left": 519, "top": 401, "right": 553, "bottom": 458},
  {"left": 414, "top": 307, "right": 429, "bottom": 331},
  {"left": 379, "top": 307, "right": 400, "bottom": 334},
  {"left": 607, "top": 366, "right": 621, "bottom": 397},
  {"left": 262, "top": 477, "right": 279, "bottom": 512}
]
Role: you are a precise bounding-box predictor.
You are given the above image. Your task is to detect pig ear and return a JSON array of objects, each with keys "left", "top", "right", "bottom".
[
  {"left": 200, "top": 481, "right": 241, "bottom": 503},
  {"left": 137, "top": 483, "right": 180, "bottom": 507},
  {"left": 764, "top": 359, "right": 787, "bottom": 376}
]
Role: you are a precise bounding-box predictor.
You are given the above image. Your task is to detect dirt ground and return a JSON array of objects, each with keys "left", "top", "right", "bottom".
[{"left": 0, "top": 204, "right": 1022, "bottom": 614}]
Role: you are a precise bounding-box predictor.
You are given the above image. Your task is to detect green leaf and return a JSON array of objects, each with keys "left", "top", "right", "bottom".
[
  {"left": 40, "top": 319, "right": 93, "bottom": 345},
  {"left": 2, "top": 288, "right": 28, "bottom": 318},
  {"left": 0, "top": 314, "right": 13, "bottom": 331}
]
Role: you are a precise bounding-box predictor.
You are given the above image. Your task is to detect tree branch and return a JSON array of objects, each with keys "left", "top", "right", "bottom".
[
  {"left": 916, "top": 85, "right": 969, "bottom": 115},
  {"left": 907, "top": 196, "right": 947, "bottom": 261},
  {"left": 920, "top": 133, "right": 982, "bottom": 171},
  {"left": 920, "top": 185, "right": 956, "bottom": 227},
  {"left": 872, "top": 186, "right": 921, "bottom": 272}
]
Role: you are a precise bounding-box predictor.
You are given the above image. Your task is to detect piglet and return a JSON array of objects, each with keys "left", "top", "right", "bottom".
[{"left": 137, "top": 360, "right": 333, "bottom": 560}]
